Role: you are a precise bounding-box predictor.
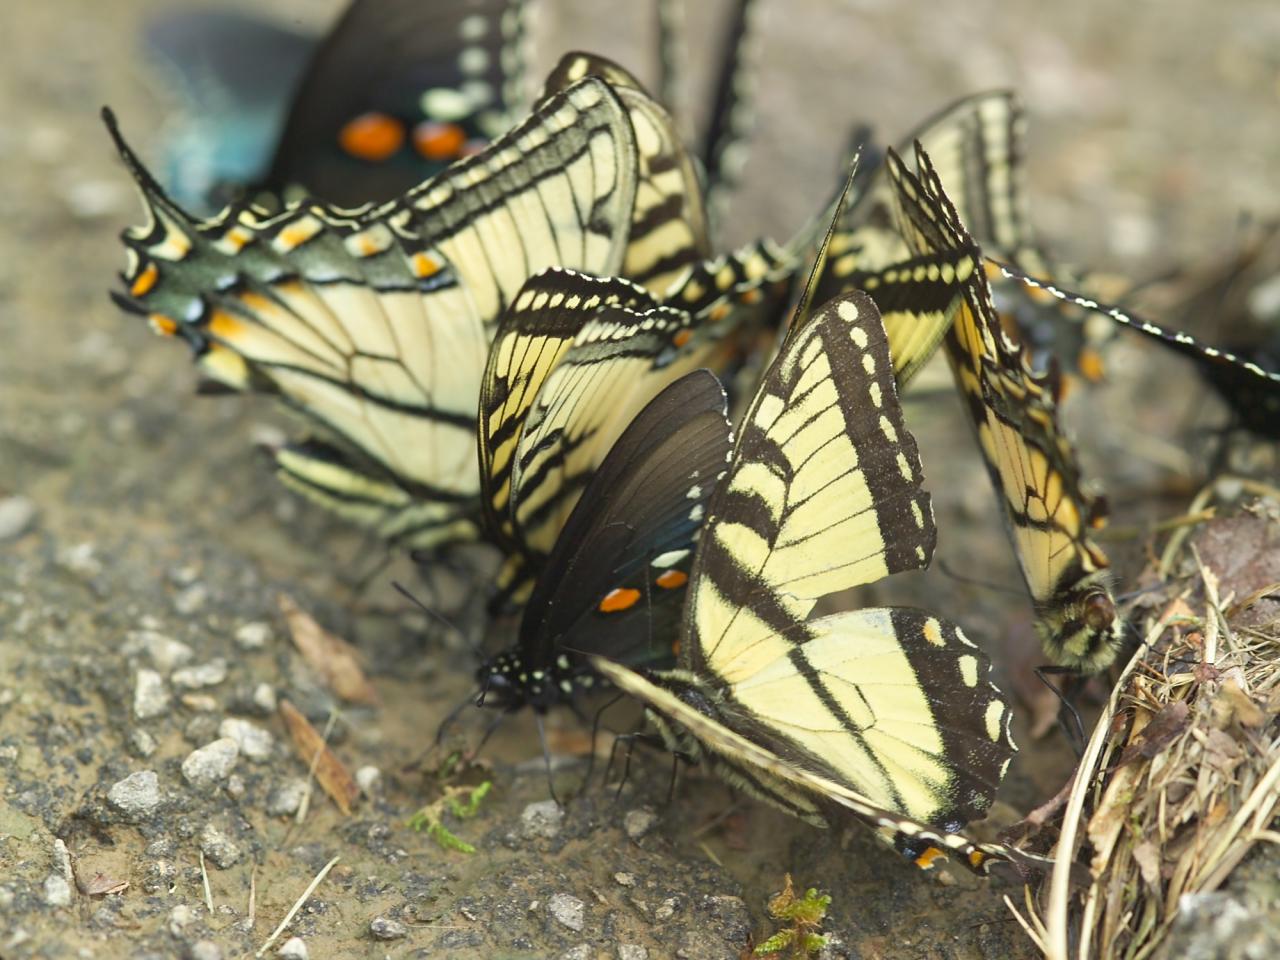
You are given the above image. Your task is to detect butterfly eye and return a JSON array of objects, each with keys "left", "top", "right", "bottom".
[
  {"left": 1083, "top": 593, "right": 1116, "bottom": 631},
  {"left": 413, "top": 121, "right": 467, "bottom": 161},
  {"left": 338, "top": 112, "right": 405, "bottom": 162}
]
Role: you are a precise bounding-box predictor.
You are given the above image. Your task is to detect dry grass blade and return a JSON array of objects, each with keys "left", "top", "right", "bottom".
[
  {"left": 278, "top": 592, "right": 379, "bottom": 705},
  {"left": 279, "top": 699, "right": 359, "bottom": 815},
  {"left": 1026, "top": 502, "right": 1280, "bottom": 960}
]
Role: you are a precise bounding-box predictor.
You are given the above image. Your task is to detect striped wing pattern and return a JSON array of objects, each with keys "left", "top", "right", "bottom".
[
  {"left": 592, "top": 656, "right": 1042, "bottom": 876},
  {"left": 109, "top": 77, "right": 638, "bottom": 549},
  {"left": 688, "top": 292, "right": 1013, "bottom": 822},
  {"left": 886, "top": 145, "right": 1124, "bottom": 672},
  {"left": 592, "top": 291, "right": 1021, "bottom": 871},
  {"left": 543, "top": 53, "right": 711, "bottom": 296}
]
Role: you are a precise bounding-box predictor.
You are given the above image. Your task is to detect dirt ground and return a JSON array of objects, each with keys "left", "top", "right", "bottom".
[{"left": 1, "top": 1, "right": 1278, "bottom": 958}]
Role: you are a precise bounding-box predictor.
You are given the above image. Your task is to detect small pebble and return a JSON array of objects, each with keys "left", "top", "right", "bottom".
[
  {"left": 181, "top": 693, "right": 219, "bottom": 712},
  {"left": 0, "top": 496, "right": 37, "bottom": 541},
  {"left": 130, "top": 729, "right": 158, "bottom": 758},
  {"left": 107, "top": 770, "right": 161, "bottom": 819},
  {"left": 266, "top": 779, "right": 309, "bottom": 817},
  {"left": 235, "top": 622, "right": 272, "bottom": 650},
  {"left": 43, "top": 874, "right": 72, "bottom": 907},
  {"left": 172, "top": 659, "right": 228, "bottom": 690},
  {"left": 252, "top": 683, "right": 277, "bottom": 713},
  {"left": 168, "top": 904, "right": 198, "bottom": 936},
  {"left": 558, "top": 947, "right": 591, "bottom": 960},
  {"left": 219, "top": 718, "right": 274, "bottom": 762},
  {"left": 173, "top": 583, "right": 209, "bottom": 615},
  {"left": 548, "top": 893, "right": 585, "bottom": 932},
  {"left": 278, "top": 938, "right": 309, "bottom": 959},
  {"left": 655, "top": 898, "right": 679, "bottom": 921},
  {"left": 58, "top": 542, "right": 102, "bottom": 579},
  {"left": 182, "top": 738, "right": 239, "bottom": 789},
  {"left": 199, "top": 823, "right": 242, "bottom": 868},
  {"left": 126, "top": 631, "right": 193, "bottom": 674},
  {"left": 133, "top": 670, "right": 170, "bottom": 720},
  {"left": 623, "top": 807, "right": 659, "bottom": 840},
  {"left": 613, "top": 873, "right": 636, "bottom": 887},
  {"left": 355, "top": 765, "right": 381, "bottom": 797},
  {"left": 226, "top": 775, "right": 246, "bottom": 801},
  {"left": 369, "top": 916, "right": 408, "bottom": 940},
  {"left": 618, "top": 946, "right": 649, "bottom": 960},
  {"left": 521, "top": 800, "right": 564, "bottom": 840},
  {"left": 188, "top": 940, "right": 223, "bottom": 960}
]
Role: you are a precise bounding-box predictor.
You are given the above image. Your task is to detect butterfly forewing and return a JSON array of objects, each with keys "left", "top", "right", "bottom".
[{"left": 687, "top": 291, "right": 936, "bottom": 678}]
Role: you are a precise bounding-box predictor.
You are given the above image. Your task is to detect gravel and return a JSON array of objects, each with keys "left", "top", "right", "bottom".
[
  {"left": 548, "top": 893, "right": 585, "bottom": 932},
  {"left": 235, "top": 622, "right": 272, "bottom": 650},
  {"left": 618, "top": 946, "right": 649, "bottom": 960},
  {"left": 218, "top": 718, "right": 274, "bottom": 762},
  {"left": 0, "top": 496, "right": 37, "bottom": 541},
  {"left": 133, "top": 669, "right": 170, "bottom": 720},
  {"left": 369, "top": 916, "right": 408, "bottom": 940},
  {"left": 623, "top": 807, "right": 659, "bottom": 840},
  {"left": 266, "top": 779, "right": 309, "bottom": 817},
  {"left": 42, "top": 874, "right": 72, "bottom": 907},
  {"left": 521, "top": 799, "right": 564, "bottom": 839},
  {"left": 277, "top": 938, "right": 309, "bottom": 959},
  {"left": 199, "top": 823, "right": 243, "bottom": 868},
  {"left": 107, "top": 770, "right": 161, "bottom": 819},
  {"left": 172, "top": 659, "right": 228, "bottom": 690},
  {"left": 181, "top": 738, "right": 239, "bottom": 789}
]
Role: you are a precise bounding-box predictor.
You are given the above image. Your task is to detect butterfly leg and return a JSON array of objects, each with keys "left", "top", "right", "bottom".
[
  {"left": 583, "top": 692, "right": 627, "bottom": 787},
  {"left": 535, "top": 712, "right": 563, "bottom": 808}
]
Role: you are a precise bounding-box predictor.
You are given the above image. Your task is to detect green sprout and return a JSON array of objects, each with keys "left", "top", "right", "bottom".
[
  {"left": 754, "top": 874, "right": 831, "bottom": 958},
  {"left": 408, "top": 780, "right": 492, "bottom": 854}
]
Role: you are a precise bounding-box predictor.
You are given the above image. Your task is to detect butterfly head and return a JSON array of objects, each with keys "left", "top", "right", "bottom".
[
  {"left": 1037, "top": 578, "right": 1126, "bottom": 674},
  {"left": 474, "top": 650, "right": 585, "bottom": 713}
]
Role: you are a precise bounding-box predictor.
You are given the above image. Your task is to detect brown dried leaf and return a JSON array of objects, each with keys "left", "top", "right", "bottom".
[
  {"left": 278, "top": 593, "right": 378, "bottom": 705},
  {"left": 279, "top": 699, "right": 359, "bottom": 815},
  {"left": 1212, "top": 679, "right": 1265, "bottom": 729},
  {"left": 1132, "top": 841, "right": 1162, "bottom": 888},
  {"left": 77, "top": 872, "right": 129, "bottom": 896},
  {"left": 1117, "top": 701, "right": 1190, "bottom": 767}
]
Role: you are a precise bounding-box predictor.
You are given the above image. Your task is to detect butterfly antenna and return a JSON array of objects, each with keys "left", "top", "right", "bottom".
[
  {"left": 391, "top": 580, "right": 479, "bottom": 658},
  {"left": 936, "top": 558, "right": 1026, "bottom": 598}
]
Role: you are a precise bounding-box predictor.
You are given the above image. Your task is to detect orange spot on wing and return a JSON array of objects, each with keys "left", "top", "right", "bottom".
[
  {"left": 130, "top": 262, "right": 158, "bottom": 298},
  {"left": 413, "top": 121, "right": 467, "bottom": 161},
  {"left": 740, "top": 287, "right": 762, "bottom": 305},
  {"left": 672, "top": 329, "right": 692, "bottom": 348},
  {"left": 207, "top": 310, "right": 245, "bottom": 340},
  {"left": 708, "top": 303, "right": 730, "bottom": 323},
  {"left": 148, "top": 313, "right": 178, "bottom": 336},
  {"left": 412, "top": 252, "right": 442, "bottom": 278},
  {"left": 598, "top": 587, "right": 641, "bottom": 613},
  {"left": 1077, "top": 347, "right": 1106, "bottom": 383},
  {"left": 655, "top": 570, "right": 687, "bottom": 590},
  {"left": 339, "top": 112, "right": 405, "bottom": 162},
  {"left": 968, "top": 850, "right": 987, "bottom": 869},
  {"left": 914, "top": 846, "right": 947, "bottom": 870}
]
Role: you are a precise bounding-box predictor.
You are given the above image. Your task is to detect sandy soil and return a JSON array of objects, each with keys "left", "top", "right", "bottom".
[{"left": 1, "top": 1, "right": 1278, "bottom": 958}]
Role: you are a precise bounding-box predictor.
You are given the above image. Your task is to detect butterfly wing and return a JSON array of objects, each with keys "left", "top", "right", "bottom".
[
  {"left": 674, "top": 291, "right": 1012, "bottom": 824},
  {"left": 883, "top": 144, "right": 1124, "bottom": 671},
  {"left": 263, "top": 0, "right": 526, "bottom": 206},
  {"left": 543, "top": 53, "right": 711, "bottom": 296},
  {"left": 479, "top": 370, "right": 732, "bottom": 710},
  {"left": 107, "top": 76, "right": 638, "bottom": 550}
]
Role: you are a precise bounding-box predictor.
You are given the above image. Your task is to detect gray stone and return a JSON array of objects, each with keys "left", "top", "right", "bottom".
[
  {"left": 225, "top": 775, "right": 246, "bottom": 801},
  {"left": 618, "top": 946, "right": 649, "bottom": 960},
  {"left": 613, "top": 872, "right": 636, "bottom": 887},
  {"left": 252, "top": 683, "right": 277, "bottom": 713},
  {"left": 277, "top": 938, "right": 309, "bottom": 959},
  {"left": 369, "top": 916, "right": 408, "bottom": 940},
  {"left": 0, "top": 497, "right": 37, "bottom": 541},
  {"left": 188, "top": 941, "right": 223, "bottom": 960},
  {"left": 623, "top": 807, "right": 659, "bottom": 840},
  {"left": 168, "top": 904, "right": 199, "bottom": 936},
  {"left": 173, "top": 583, "right": 209, "bottom": 615},
  {"left": 182, "top": 738, "right": 239, "bottom": 788},
  {"left": 107, "top": 770, "right": 161, "bottom": 819},
  {"left": 267, "top": 779, "right": 309, "bottom": 817},
  {"left": 558, "top": 947, "right": 592, "bottom": 960},
  {"left": 355, "top": 765, "right": 381, "bottom": 796},
  {"left": 173, "top": 659, "right": 228, "bottom": 690},
  {"left": 235, "top": 621, "right": 272, "bottom": 650},
  {"left": 654, "top": 898, "right": 679, "bottom": 921},
  {"left": 126, "top": 631, "right": 193, "bottom": 673},
  {"left": 43, "top": 874, "right": 72, "bottom": 907},
  {"left": 521, "top": 799, "right": 564, "bottom": 839},
  {"left": 130, "top": 729, "right": 158, "bottom": 758},
  {"left": 199, "top": 823, "right": 242, "bottom": 868},
  {"left": 549, "top": 892, "right": 585, "bottom": 932},
  {"left": 133, "top": 669, "right": 170, "bottom": 720},
  {"left": 219, "top": 718, "right": 274, "bottom": 761}
]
